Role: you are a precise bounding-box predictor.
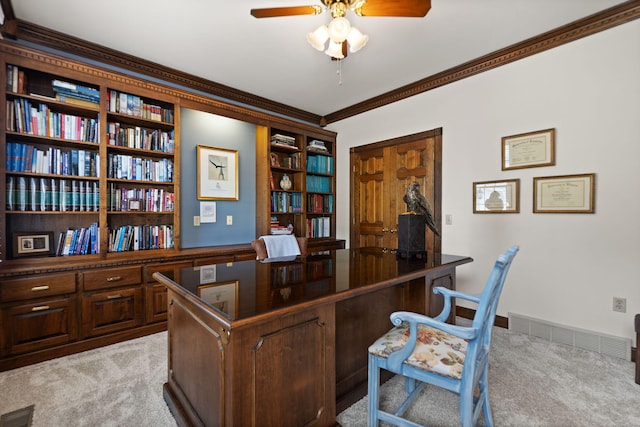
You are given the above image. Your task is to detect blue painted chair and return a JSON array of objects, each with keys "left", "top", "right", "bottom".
[{"left": 367, "top": 245, "right": 519, "bottom": 427}]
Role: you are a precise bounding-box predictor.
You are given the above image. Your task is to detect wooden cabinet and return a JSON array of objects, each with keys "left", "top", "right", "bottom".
[
  {"left": 144, "top": 261, "right": 192, "bottom": 324},
  {"left": 0, "top": 272, "right": 78, "bottom": 357},
  {"left": 165, "top": 285, "right": 336, "bottom": 427},
  {"left": 81, "top": 266, "right": 143, "bottom": 338},
  {"left": 256, "top": 124, "right": 337, "bottom": 241},
  {"left": 1, "top": 47, "right": 180, "bottom": 262}
]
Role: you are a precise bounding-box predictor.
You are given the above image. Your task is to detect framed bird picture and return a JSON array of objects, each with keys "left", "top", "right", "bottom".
[{"left": 197, "top": 145, "right": 239, "bottom": 200}]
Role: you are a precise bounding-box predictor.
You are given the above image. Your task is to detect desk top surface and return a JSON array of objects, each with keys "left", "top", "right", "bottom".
[{"left": 156, "top": 248, "right": 472, "bottom": 321}]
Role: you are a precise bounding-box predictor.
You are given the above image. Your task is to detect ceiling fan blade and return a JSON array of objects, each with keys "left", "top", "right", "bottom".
[
  {"left": 355, "top": 0, "right": 431, "bottom": 17},
  {"left": 250, "top": 6, "right": 321, "bottom": 18}
]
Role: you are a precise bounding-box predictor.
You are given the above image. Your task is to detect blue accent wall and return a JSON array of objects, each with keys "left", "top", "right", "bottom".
[{"left": 180, "top": 108, "right": 256, "bottom": 247}]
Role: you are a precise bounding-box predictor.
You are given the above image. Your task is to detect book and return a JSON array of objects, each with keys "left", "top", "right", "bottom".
[
  {"left": 17, "top": 176, "right": 27, "bottom": 211},
  {"left": 55, "top": 94, "right": 99, "bottom": 109},
  {"left": 52, "top": 79, "right": 100, "bottom": 100},
  {"left": 61, "top": 229, "right": 75, "bottom": 256},
  {"left": 6, "top": 176, "right": 14, "bottom": 211}
]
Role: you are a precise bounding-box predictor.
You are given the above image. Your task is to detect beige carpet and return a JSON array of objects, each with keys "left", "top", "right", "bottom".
[{"left": 1, "top": 328, "right": 639, "bottom": 426}]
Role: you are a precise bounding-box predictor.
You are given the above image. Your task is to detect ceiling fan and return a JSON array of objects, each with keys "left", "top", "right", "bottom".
[{"left": 251, "top": 0, "right": 432, "bottom": 59}]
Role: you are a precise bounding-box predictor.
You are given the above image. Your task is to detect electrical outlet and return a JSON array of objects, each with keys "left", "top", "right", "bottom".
[{"left": 612, "top": 297, "right": 626, "bottom": 313}]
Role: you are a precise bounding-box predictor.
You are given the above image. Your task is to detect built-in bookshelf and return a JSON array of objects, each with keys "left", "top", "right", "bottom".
[
  {"left": 2, "top": 58, "right": 179, "bottom": 261},
  {"left": 256, "top": 124, "right": 336, "bottom": 240}
]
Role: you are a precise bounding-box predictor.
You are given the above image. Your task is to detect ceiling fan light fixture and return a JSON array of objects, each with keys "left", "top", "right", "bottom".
[
  {"left": 327, "top": 16, "right": 351, "bottom": 43},
  {"left": 307, "top": 25, "right": 329, "bottom": 51},
  {"left": 325, "top": 40, "right": 345, "bottom": 59},
  {"left": 346, "top": 27, "right": 368, "bottom": 52}
]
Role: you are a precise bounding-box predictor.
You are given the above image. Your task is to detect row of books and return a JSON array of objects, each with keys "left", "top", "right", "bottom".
[
  {"left": 107, "top": 154, "right": 173, "bottom": 182},
  {"left": 271, "top": 191, "right": 303, "bottom": 213},
  {"left": 307, "top": 194, "right": 334, "bottom": 214},
  {"left": 306, "top": 175, "right": 332, "bottom": 193},
  {"left": 6, "top": 64, "right": 28, "bottom": 94},
  {"left": 307, "top": 217, "right": 331, "bottom": 238},
  {"left": 6, "top": 141, "right": 99, "bottom": 177},
  {"left": 6, "top": 176, "right": 99, "bottom": 212},
  {"left": 106, "top": 90, "right": 174, "bottom": 124},
  {"left": 107, "top": 122, "right": 175, "bottom": 153},
  {"left": 108, "top": 184, "right": 175, "bottom": 212},
  {"left": 270, "top": 151, "right": 302, "bottom": 169},
  {"left": 56, "top": 223, "right": 100, "bottom": 256},
  {"left": 6, "top": 99, "right": 100, "bottom": 142},
  {"left": 306, "top": 154, "right": 334, "bottom": 174},
  {"left": 108, "top": 224, "right": 174, "bottom": 252},
  {"left": 52, "top": 79, "right": 100, "bottom": 103}
]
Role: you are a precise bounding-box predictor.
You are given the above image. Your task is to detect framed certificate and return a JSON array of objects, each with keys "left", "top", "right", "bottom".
[
  {"left": 533, "top": 173, "right": 595, "bottom": 213},
  {"left": 502, "top": 128, "right": 555, "bottom": 170}
]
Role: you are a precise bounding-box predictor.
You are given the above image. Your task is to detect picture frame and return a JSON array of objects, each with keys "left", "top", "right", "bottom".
[
  {"left": 270, "top": 152, "right": 280, "bottom": 167},
  {"left": 197, "top": 145, "right": 238, "bottom": 200},
  {"left": 198, "top": 281, "right": 239, "bottom": 318},
  {"left": 128, "top": 199, "right": 142, "bottom": 211},
  {"left": 502, "top": 128, "right": 555, "bottom": 170},
  {"left": 13, "top": 231, "right": 55, "bottom": 258},
  {"left": 199, "top": 264, "right": 217, "bottom": 284},
  {"left": 533, "top": 173, "right": 595, "bottom": 213},
  {"left": 473, "top": 179, "right": 520, "bottom": 213}
]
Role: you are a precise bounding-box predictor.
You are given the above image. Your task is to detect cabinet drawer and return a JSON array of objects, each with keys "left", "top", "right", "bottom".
[
  {"left": 81, "top": 286, "right": 143, "bottom": 338},
  {"left": 0, "top": 273, "right": 77, "bottom": 303},
  {"left": 83, "top": 266, "right": 142, "bottom": 291},
  {"left": 0, "top": 297, "right": 78, "bottom": 356}
]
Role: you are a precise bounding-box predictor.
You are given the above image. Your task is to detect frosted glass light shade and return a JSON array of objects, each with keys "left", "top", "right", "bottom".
[
  {"left": 325, "top": 41, "right": 345, "bottom": 59},
  {"left": 307, "top": 25, "right": 329, "bottom": 51},
  {"left": 327, "top": 17, "right": 351, "bottom": 43},
  {"left": 347, "top": 27, "right": 368, "bottom": 52}
]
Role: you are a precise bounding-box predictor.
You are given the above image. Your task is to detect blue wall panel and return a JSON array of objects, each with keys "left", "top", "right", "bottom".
[{"left": 180, "top": 108, "right": 256, "bottom": 247}]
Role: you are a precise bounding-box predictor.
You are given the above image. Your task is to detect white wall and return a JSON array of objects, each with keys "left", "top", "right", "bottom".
[{"left": 329, "top": 21, "right": 640, "bottom": 343}]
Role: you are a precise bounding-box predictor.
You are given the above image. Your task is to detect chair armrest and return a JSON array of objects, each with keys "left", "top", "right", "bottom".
[
  {"left": 434, "top": 287, "right": 481, "bottom": 304},
  {"left": 385, "top": 311, "right": 479, "bottom": 372},
  {"left": 391, "top": 311, "right": 478, "bottom": 340}
]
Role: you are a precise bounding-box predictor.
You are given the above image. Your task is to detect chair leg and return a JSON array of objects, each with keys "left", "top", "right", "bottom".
[
  {"left": 368, "top": 354, "right": 381, "bottom": 427},
  {"left": 479, "top": 368, "right": 494, "bottom": 427}
]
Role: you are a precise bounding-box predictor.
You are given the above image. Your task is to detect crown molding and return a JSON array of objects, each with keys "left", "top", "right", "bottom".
[
  {"left": 2, "top": 1, "right": 638, "bottom": 127},
  {"left": 323, "top": 0, "right": 640, "bottom": 124}
]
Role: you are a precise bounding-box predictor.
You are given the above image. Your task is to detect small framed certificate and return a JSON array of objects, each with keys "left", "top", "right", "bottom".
[
  {"left": 473, "top": 179, "right": 520, "bottom": 213},
  {"left": 502, "top": 128, "right": 555, "bottom": 170},
  {"left": 533, "top": 173, "right": 595, "bottom": 213}
]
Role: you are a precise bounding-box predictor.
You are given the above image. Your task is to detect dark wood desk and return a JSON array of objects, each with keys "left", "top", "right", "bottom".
[{"left": 153, "top": 248, "right": 472, "bottom": 427}]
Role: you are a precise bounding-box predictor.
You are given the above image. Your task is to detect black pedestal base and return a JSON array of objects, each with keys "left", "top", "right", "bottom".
[{"left": 397, "top": 213, "right": 427, "bottom": 260}]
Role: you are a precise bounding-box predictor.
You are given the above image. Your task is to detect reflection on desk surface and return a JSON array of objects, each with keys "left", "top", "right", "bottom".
[{"left": 157, "top": 248, "right": 471, "bottom": 321}]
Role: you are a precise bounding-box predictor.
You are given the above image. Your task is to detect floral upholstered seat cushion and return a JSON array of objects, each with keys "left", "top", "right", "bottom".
[{"left": 368, "top": 322, "right": 468, "bottom": 380}]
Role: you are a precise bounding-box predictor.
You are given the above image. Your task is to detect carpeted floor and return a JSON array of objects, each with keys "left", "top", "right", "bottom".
[{"left": 0, "top": 327, "right": 638, "bottom": 426}]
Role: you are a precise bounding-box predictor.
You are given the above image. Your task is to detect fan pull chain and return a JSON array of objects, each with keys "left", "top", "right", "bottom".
[{"left": 336, "top": 59, "right": 343, "bottom": 85}]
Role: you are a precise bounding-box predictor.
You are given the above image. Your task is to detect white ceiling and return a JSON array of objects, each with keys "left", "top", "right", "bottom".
[{"left": 10, "top": 0, "right": 625, "bottom": 117}]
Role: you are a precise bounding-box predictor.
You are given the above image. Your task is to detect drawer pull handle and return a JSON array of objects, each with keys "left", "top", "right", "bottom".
[
  {"left": 106, "top": 276, "right": 123, "bottom": 282},
  {"left": 32, "top": 305, "right": 50, "bottom": 312},
  {"left": 31, "top": 285, "right": 50, "bottom": 292},
  {"left": 107, "top": 294, "right": 123, "bottom": 299}
]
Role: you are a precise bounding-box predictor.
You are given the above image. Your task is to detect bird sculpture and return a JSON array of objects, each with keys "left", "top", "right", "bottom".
[{"left": 403, "top": 181, "right": 441, "bottom": 237}]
